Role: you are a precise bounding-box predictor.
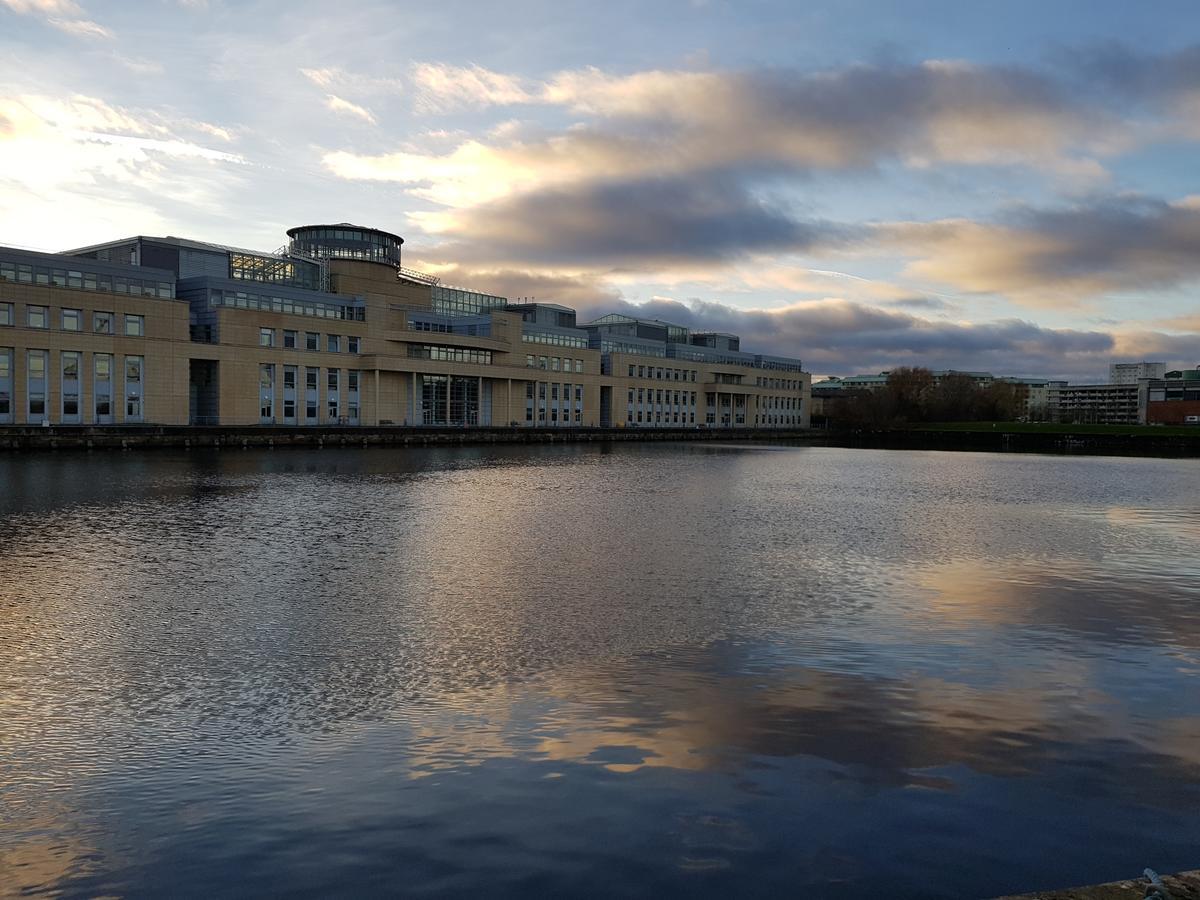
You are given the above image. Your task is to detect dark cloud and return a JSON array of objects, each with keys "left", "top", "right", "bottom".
[
  {"left": 557, "top": 294, "right": 1121, "bottom": 379},
  {"left": 1063, "top": 43, "right": 1200, "bottom": 103},
  {"left": 432, "top": 174, "right": 853, "bottom": 267},
  {"left": 887, "top": 194, "right": 1200, "bottom": 301}
]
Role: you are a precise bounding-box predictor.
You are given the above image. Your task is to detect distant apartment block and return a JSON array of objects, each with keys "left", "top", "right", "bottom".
[
  {"left": 0, "top": 224, "right": 809, "bottom": 429},
  {"left": 1109, "top": 361, "right": 1166, "bottom": 384}
]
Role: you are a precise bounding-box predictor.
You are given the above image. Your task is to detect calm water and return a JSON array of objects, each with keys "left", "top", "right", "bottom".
[{"left": 1, "top": 444, "right": 1199, "bottom": 899}]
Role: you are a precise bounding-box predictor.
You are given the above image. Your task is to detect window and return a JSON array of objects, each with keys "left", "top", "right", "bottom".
[
  {"left": 283, "top": 329, "right": 297, "bottom": 349},
  {"left": 260, "top": 364, "right": 275, "bottom": 421},
  {"left": 575, "top": 385, "right": 583, "bottom": 402},
  {"left": 125, "top": 356, "right": 144, "bottom": 420},
  {"left": 348, "top": 336, "right": 360, "bottom": 353},
  {"left": 94, "top": 311, "right": 113, "bottom": 334},
  {"left": 0, "top": 302, "right": 11, "bottom": 326},
  {"left": 538, "top": 356, "right": 548, "bottom": 370},
  {"left": 61, "top": 309, "right": 81, "bottom": 331},
  {"left": 306, "top": 369, "right": 318, "bottom": 390},
  {"left": 28, "top": 306, "right": 48, "bottom": 329},
  {"left": 124, "top": 314, "right": 144, "bottom": 336},
  {"left": 327, "top": 370, "right": 339, "bottom": 420},
  {"left": 638, "top": 366, "right": 645, "bottom": 378},
  {"left": 0, "top": 348, "right": 10, "bottom": 420},
  {"left": 575, "top": 359, "right": 583, "bottom": 373},
  {"left": 27, "top": 350, "right": 47, "bottom": 419},
  {"left": 283, "top": 366, "right": 296, "bottom": 389},
  {"left": 526, "top": 382, "right": 534, "bottom": 399},
  {"left": 628, "top": 365, "right": 635, "bottom": 377},
  {"left": 305, "top": 332, "right": 319, "bottom": 351},
  {"left": 259, "top": 327, "right": 275, "bottom": 348},
  {"left": 347, "top": 371, "right": 359, "bottom": 391},
  {"left": 327, "top": 334, "right": 340, "bottom": 353},
  {"left": 551, "top": 384, "right": 559, "bottom": 400},
  {"left": 526, "top": 354, "right": 535, "bottom": 368},
  {"left": 551, "top": 357, "right": 560, "bottom": 371}
]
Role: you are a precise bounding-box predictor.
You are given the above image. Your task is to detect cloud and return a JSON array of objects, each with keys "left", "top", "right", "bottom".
[
  {"left": 1, "top": 0, "right": 80, "bottom": 12},
  {"left": 324, "top": 54, "right": 1157, "bottom": 217},
  {"left": 0, "top": 93, "right": 248, "bottom": 248},
  {"left": 420, "top": 174, "right": 854, "bottom": 267},
  {"left": 3, "top": 0, "right": 112, "bottom": 39},
  {"left": 1066, "top": 44, "right": 1200, "bottom": 139},
  {"left": 325, "top": 95, "right": 376, "bottom": 125},
  {"left": 46, "top": 16, "right": 110, "bottom": 38},
  {"left": 299, "top": 66, "right": 404, "bottom": 94},
  {"left": 410, "top": 63, "right": 535, "bottom": 113},
  {"left": 884, "top": 194, "right": 1200, "bottom": 304},
  {"left": 562, "top": 294, "right": 1125, "bottom": 378}
]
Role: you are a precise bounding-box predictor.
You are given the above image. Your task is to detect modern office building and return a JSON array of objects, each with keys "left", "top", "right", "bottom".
[
  {"left": 0, "top": 224, "right": 809, "bottom": 429},
  {"left": 1145, "top": 367, "right": 1200, "bottom": 424}
]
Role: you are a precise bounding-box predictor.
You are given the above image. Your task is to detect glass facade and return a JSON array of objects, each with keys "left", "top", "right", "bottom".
[
  {"left": 230, "top": 252, "right": 322, "bottom": 291},
  {"left": 430, "top": 285, "right": 507, "bottom": 318},
  {"left": 419, "top": 374, "right": 480, "bottom": 426}
]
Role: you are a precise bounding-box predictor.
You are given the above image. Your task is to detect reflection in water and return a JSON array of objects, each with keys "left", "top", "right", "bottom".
[{"left": 1, "top": 445, "right": 1199, "bottom": 899}]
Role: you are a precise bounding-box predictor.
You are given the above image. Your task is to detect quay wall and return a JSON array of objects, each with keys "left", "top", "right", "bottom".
[
  {"left": 0, "top": 424, "right": 815, "bottom": 452},
  {"left": 821, "top": 427, "right": 1200, "bottom": 457}
]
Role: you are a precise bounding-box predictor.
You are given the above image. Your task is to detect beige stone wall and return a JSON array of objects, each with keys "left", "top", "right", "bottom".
[
  {"left": 606, "top": 351, "right": 810, "bottom": 428},
  {"left": 0, "top": 281, "right": 190, "bottom": 424}
]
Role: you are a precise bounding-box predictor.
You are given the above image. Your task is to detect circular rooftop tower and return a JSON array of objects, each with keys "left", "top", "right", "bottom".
[{"left": 286, "top": 224, "right": 403, "bottom": 268}]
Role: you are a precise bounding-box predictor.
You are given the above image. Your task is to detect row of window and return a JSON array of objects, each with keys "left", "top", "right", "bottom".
[
  {"left": 601, "top": 340, "right": 667, "bottom": 358},
  {"left": 755, "top": 376, "right": 802, "bottom": 390},
  {"left": 628, "top": 411, "right": 696, "bottom": 425},
  {"left": 257, "top": 364, "right": 362, "bottom": 424},
  {"left": 524, "top": 382, "right": 585, "bottom": 403},
  {"left": 628, "top": 389, "right": 698, "bottom": 406},
  {"left": 0, "top": 347, "right": 143, "bottom": 423},
  {"left": 761, "top": 396, "right": 801, "bottom": 410},
  {"left": 626, "top": 364, "right": 698, "bottom": 382},
  {"left": 525, "top": 355, "right": 586, "bottom": 373},
  {"left": 521, "top": 331, "right": 590, "bottom": 349},
  {"left": 526, "top": 407, "right": 583, "bottom": 424},
  {"left": 0, "top": 260, "right": 174, "bottom": 298},
  {"left": 0, "top": 302, "right": 144, "bottom": 336},
  {"left": 208, "top": 288, "right": 364, "bottom": 321},
  {"left": 258, "top": 327, "right": 361, "bottom": 353},
  {"left": 408, "top": 345, "right": 493, "bottom": 364}
]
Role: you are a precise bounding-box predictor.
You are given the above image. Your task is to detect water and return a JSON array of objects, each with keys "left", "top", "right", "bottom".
[{"left": 1, "top": 443, "right": 1198, "bottom": 899}]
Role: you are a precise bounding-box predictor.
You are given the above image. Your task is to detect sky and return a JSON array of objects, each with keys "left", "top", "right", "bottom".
[{"left": 1, "top": 0, "right": 1199, "bottom": 379}]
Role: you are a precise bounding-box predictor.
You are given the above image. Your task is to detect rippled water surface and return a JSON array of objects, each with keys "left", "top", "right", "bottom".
[{"left": 2, "top": 444, "right": 1199, "bottom": 899}]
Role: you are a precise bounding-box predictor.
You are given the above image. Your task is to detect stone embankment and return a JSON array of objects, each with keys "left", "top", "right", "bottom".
[
  {"left": 992, "top": 868, "right": 1200, "bottom": 899},
  {"left": 0, "top": 424, "right": 814, "bottom": 452}
]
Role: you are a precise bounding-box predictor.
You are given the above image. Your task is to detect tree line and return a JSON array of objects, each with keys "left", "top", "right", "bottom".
[{"left": 831, "top": 368, "right": 1030, "bottom": 427}]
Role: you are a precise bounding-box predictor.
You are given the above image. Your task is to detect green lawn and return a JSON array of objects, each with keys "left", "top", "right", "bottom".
[{"left": 914, "top": 422, "right": 1200, "bottom": 437}]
